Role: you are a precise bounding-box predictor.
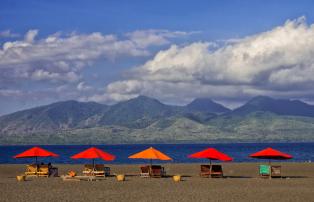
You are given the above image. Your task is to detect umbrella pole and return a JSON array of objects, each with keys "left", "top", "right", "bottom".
[
  {"left": 268, "top": 159, "right": 271, "bottom": 179},
  {"left": 93, "top": 159, "right": 95, "bottom": 171},
  {"left": 35, "top": 156, "right": 38, "bottom": 174},
  {"left": 149, "top": 159, "right": 152, "bottom": 177}
]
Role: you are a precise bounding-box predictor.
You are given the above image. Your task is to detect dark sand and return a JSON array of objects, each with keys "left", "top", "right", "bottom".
[{"left": 1, "top": 163, "right": 314, "bottom": 202}]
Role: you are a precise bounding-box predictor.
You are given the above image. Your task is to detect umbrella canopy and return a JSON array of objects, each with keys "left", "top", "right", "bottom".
[
  {"left": 250, "top": 147, "right": 292, "bottom": 160},
  {"left": 188, "top": 148, "right": 233, "bottom": 162},
  {"left": 14, "top": 146, "right": 59, "bottom": 164},
  {"left": 71, "top": 147, "right": 115, "bottom": 161},
  {"left": 128, "top": 147, "right": 172, "bottom": 161},
  {"left": 14, "top": 146, "right": 58, "bottom": 158}
]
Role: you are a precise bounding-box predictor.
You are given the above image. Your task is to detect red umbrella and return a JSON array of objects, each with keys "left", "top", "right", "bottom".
[
  {"left": 188, "top": 148, "right": 233, "bottom": 165},
  {"left": 14, "top": 146, "right": 59, "bottom": 164},
  {"left": 71, "top": 147, "right": 115, "bottom": 169},
  {"left": 250, "top": 147, "right": 292, "bottom": 161}
]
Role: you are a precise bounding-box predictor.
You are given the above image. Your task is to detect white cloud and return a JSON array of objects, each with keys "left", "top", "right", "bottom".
[
  {"left": 77, "top": 82, "right": 92, "bottom": 91},
  {"left": 0, "top": 29, "right": 188, "bottom": 85},
  {"left": 0, "top": 30, "right": 20, "bottom": 38},
  {"left": 126, "top": 29, "right": 191, "bottom": 48},
  {"left": 31, "top": 69, "right": 80, "bottom": 82},
  {"left": 24, "top": 29, "right": 38, "bottom": 43},
  {"left": 94, "top": 17, "right": 314, "bottom": 105}
]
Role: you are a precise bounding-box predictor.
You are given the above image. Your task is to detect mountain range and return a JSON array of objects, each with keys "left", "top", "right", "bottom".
[{"left": 1, "top": 95, "right": 314, "bottom": 144}]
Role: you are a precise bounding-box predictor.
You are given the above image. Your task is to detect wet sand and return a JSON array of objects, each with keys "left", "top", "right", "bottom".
[{"left": 0, "top": 163, "right": 314, "bottom": 202}]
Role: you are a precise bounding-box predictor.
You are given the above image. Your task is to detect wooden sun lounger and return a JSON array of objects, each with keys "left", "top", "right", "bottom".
[
  {"left": 210, "top": 165, "right": 223, "bottom": 178},
  {"left": 200, "top": 164, "right": 223, "bottom": 178},
  {"left": 140, "top": 165, "right": 166, "bottom": 177},
  {"left": 25, "top": 164, "right": 38, "bottom": 176},
  {"left": 37, "top": 165, "right": 49, "bottom": 177},
  {"left": 200, "top": 165, "right": 211, "bottom": 177},
  {"left": 271, "top": 165, "right": 281, "bottom": 178},
  {"left": 140, "top": 166, "right": 150, "bottom": 177},
  {"left": 83, "top": 164, "right": 109, "bottom": 177},
  {"left": 150, "top": 165, "right": 166, "bottom": 178}
]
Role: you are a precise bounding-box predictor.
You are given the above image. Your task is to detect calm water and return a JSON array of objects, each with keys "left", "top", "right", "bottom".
[{"left": 1, "top": 143, "right": 313, "bottom": 164}]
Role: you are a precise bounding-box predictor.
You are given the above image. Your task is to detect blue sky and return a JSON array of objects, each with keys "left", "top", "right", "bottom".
[{"left": 1, "top": 0, "right": 314, "bottom": 115}]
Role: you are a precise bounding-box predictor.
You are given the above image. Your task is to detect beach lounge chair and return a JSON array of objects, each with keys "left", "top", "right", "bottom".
[
  {"left": 83, "top": 164, "right": 94, "bottom": 175},
  {"left": 150, "top": 165, "right": 166, "bottom": 177},
  {"left": 210, "top": 165, "right": 223, "bottom": 178},
  {"left": 200, "top": 165, "right": 211, "bottom": 177},
  {"left": 25, "top": 164, "right": 38, "bottom": 176},
  {"left": 140, "top": 165, "right": 150, "bottom": 177},
  {"left": 271, "top": 165, "right": 281, "bottom": 178},
  {"left": 37, "top": 165, "right": 49, "bottom": 177},
  {"left": 94, "top": 164, "right": 105, "bottom": 177},
  {"left": 83, "top": 164, "right": 107, "bottom": 177},
  {"left": 259, "top": 165, "right": 270, "bottom": 178}
]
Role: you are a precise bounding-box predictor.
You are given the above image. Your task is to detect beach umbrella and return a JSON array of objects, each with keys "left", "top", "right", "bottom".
[
  {"left": 188, "top": 148, "right": 233, "bottom": 166},
  {"left": 128, "top": 147, "right": 172, "bottom": 166},
  {"left": 71, "top": 147, "right": 115, "bottom": 169},
  {"left": 14, "top": 146, "right": 59, "bottom": 164},
  {"left": 249, "top": 147, "right": 292, "bottom": 163}
]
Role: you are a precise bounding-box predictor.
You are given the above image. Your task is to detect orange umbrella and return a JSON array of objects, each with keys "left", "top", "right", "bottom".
[
  {"left": 128, "top": 147, "right": 172, "bottom": 166},
  {"left": 14, "top": 146, "right": 59, "bottom": 164}
]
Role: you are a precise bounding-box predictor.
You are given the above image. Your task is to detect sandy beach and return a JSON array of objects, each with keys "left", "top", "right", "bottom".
[{"left": 0, "top": 163, "right": 314, "bottom": 202}]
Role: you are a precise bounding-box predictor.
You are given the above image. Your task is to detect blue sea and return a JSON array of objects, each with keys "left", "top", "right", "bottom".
[{"left": 1, "top": 143, "right": 314, "bottom": 164}]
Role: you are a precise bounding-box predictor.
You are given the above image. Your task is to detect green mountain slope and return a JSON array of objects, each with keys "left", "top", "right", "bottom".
[
  {"left": 0, "top": 100, "right": 108, "bottom": 135},
  {"left": 1, "top": 96, "right": 314, "bottom": 144},
  {"left": 231, "top": 96, "right": 314, "bottom": 117},
  {"left": 98, "top": 96, "right": 183, "bottom": 128}
]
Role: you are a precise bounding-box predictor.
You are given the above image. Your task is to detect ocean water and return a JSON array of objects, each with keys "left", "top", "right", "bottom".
[{"left": 1, "top": 143, "right": 314, "bottom": 164}]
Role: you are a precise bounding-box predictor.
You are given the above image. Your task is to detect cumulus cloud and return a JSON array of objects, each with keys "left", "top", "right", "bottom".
[
  {"left": 0, "top": 28, "right": 191, "bottom": 111},
  {"left": 0, "top": 29, "right": 189, "bottom": 85},
  {"left": 94, "top": 17, "right": 314, "bottom": 105}
]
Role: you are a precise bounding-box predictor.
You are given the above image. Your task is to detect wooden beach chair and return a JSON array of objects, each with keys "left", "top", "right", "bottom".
[
  {"left": 83, "top": 164, "right": 94, "bottom": 176},
  {"left": 150, "top": 165, "right": 166, "bottom": 177},
  {"left": 271, "top": 165, "right": 281, "bottom": 178},
  {"left": 140, "top": 166, "right": 150, "bottom": 177},
  {"left": 200, "top": 165, "right": 211, "bottom": 177},
  {"left": 259, "top": 165, "right": 270, "bottom": 178},
  {"left": 25, "top": 164, "right": 38, "bottom": 176},
  {"left": 210, "top": 165, "right": 223, "bottom": 178},
  {"left": 94, "top": 164, "right": 105, "bottom": 177},
  {"left": 37, "top": 165, "right": 49, "bottom": 177}
]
